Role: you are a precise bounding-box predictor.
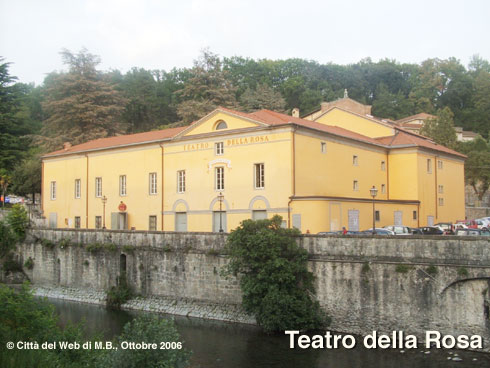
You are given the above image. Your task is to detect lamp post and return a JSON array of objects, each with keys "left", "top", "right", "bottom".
[
  {"left": 101, "top": 195, "right": 107, "bottom": 229},
  {"left": 217, "top": 192, "right": 224, "bottom": 232},
  {"left": 370, "top": 186, "right": 378, "bottom": 235}
]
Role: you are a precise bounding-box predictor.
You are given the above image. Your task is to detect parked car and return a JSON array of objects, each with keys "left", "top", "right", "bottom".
[
  {"left": 362, "top": 228, "right": 395, "bottom": 235},
  {"left": 417, "top": 226, "right": 444, "bottom": 235},
  {"left": 434, "top": 222, "right": 454, "bottom": 235},
  {"left": 409, "top": 227, "right": 423, "bottom": 235},
  {"left": 383, "top": 225, "right": 412, "bottom": 235},
  {"left": 454, "top": 228, "right": 490, "bottom": 236}
]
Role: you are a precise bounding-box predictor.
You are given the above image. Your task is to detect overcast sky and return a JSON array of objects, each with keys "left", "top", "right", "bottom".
[{"left": 1, "top": 0, "right": 489, "bottom": 85}]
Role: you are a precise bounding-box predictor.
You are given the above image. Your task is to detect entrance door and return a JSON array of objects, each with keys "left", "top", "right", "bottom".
[
  {"left": 252, "top": 210, "right": 267, "bottom": 220},
  {"left": 329, "top": 203, "right": 341, "bottom": 231},
  {"left": 348, "top": 210, "right": 360, "bottom": 231},
  {"left": 213, "top": 211, "right": 227, "bottom": 232},
  {"left": 292, "top": 214, "right": 301, "bottom": 231},
  {"left": 111, "top": 212, "right": 127, "bottom": 230},
  {"left": 427, "top": 215, "right": 434, "bottom": 226},
  {"left": 175, "top": 212, "right": 187, "bottom": 232},
  {"left": 394, "top": 211, "right": 403, "bottom": 226},
  {"left": 49, "top": 213, "right": 57, "bottom": 228}
]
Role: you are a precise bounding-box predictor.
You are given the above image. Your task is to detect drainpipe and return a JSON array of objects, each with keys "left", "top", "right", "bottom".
[
  {"left": 160, "top": 144, "right": 164, "bottom": 231},
  {"left": 85, "top": 154, "right": 89, "bottom": 229},
  {"left": 41, "top": 160, "right": 44, "bottom": 214},
  {"left": 288, "top": 127, "right": 297, "bottom": 228},
  {"left": 434, "top": 155, "right": 438, "bottom": 220}
]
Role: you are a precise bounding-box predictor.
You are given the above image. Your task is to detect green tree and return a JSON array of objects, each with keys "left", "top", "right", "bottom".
[
  {"left": 175, "top": 50, "right": 238, "bottom": 125},
  {"left": 40, "top": 48, "right": 127, "bottom": 151},
  {"left": 99, "top": 315, "right": 190, "bottom": 368},
  {"left": 465, "top": 150, "right": 490, "bottom": 201},
  {"left": 6, "top": 204, "right": 29, "bottom": 240},
  {"left": 223, "top": 215, "right": 327, "bottom": 333},
  {"left": 0, "top": 220, "right": 16, "bottom": 257},
  {"left": 10, "top": 155, "right": 41, "bottom": 202},
  {"left": 419, "top": 107, "right": 457, "bottom": 149},
  {"left": 239, "top": 83, "right": 286, "bottom": 112},
  {"left": 0, "top": 168, "right": 11, "bottom": 208}
]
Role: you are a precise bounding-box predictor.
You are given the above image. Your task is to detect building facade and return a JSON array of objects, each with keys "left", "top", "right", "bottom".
[{"left": 42, "top": 102, "right": 466, "bottom": 233}]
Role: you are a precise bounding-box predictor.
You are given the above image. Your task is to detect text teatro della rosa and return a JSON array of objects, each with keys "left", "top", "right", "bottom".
[{"left": 285, "top": 331, "right": 483, "bottom": 350}]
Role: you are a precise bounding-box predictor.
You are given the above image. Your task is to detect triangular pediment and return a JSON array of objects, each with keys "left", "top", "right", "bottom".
[{"left": 175, "top": 108, "right": 268, "bottom": 138}]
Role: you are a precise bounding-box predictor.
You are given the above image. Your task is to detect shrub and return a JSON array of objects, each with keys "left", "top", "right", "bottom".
[
  {"left": 6, "top": 204, "right": 29, "bottom": 240},
  {"left": 24, "top": 257, "right": 34, "bottom": 270},
  {"left": 41, "top": 238, "right": 55, "bottom": 249},
  {"left": 426, "top": 265, "right": 438, "bottom": 276},
  {"left": 122, "top": 245, "right": 135, "bottom": 254},
  {"left": 106, "top": 273, "right": 132, "bottom": 310},
  {"left": 57, "top": 237, "right": 72, "bottom": 249},
  {"left": 223, "top": 215, "right": 328, "bottom": 333},
  {"left": 0, "top": 220, "right": 16, "bottom": 257},
  {"left": 3, "top": 253, "right": 23, "bottom": 274},
  {"left": 395, "top": 264, "right": 413, "bottom": 273},
  {"left": 99, "top": 315, "right": 190, "bottom": 368},
  {"left": 457, "top": 267, "right": 469, "bottom": 277},
  {"left": 85, "top": 242, "right": 103, "bottom": 253}
]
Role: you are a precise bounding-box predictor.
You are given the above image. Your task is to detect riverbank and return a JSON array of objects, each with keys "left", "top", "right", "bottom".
[{"left": 32, "top": 285, "right": 256, "bottom": 325}]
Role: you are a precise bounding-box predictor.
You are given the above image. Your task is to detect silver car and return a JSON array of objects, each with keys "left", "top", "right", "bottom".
[{"left": 383, "top": 225, "right": 412, "bottom": 235}]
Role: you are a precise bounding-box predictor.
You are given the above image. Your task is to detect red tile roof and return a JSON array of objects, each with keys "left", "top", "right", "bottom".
[
  {"left": 44, "top": 126, "right": 187, "bottom": 157},
  {"left": 43, "top": 107, "right": 465, "bottom": 159},
  {"left": 396, "top": 113, "right": 436, "bottom": 125}
]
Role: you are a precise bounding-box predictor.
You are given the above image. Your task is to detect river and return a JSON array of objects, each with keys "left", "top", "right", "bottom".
[{"left": 49, "top": 298, "right": 489, "bottom": 368}]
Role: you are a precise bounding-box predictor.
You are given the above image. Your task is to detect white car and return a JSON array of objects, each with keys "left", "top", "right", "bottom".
[{"left": 383, "top": 225, "right": 412, "bottom": 235}]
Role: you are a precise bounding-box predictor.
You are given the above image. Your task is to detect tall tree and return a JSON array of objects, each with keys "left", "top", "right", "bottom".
[
  {"left": 239, "top": 83, "right": 286, "bottom": 112},
  {"left": 40, "top": 49, "right": 127, "bottom": 151},
  {"left": 419, "top": 107, "right": 457, "bottom": 149},
  {"left": 0, "top": 58, "right": 34, "bottom": 171},
  {"left": 175, "top": 50, "right": 238, "bottom": 125},
  {"left": 10, "top": 155, "right": 41, "bottom": 202}
]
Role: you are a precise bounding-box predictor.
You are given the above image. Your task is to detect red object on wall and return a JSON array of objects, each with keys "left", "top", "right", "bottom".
[{"left": 118, "top": 202, "right": 127, "bottom": 212}]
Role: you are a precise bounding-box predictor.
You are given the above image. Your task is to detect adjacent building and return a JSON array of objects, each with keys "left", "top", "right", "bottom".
[{"left": 42, "top": 99, "right": 466, "bottom": 233}]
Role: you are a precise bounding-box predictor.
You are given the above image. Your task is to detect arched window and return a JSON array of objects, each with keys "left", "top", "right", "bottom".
[{"left": 215, "top": 121, "right": 228, "bottom": 130}]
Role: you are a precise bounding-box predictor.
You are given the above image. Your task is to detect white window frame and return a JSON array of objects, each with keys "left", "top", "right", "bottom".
[
  {"left": 439, "top": 198, "right": 444, "bottom": 206},
  {"left": 438, "top": 160, "right": 443, "bottom": 170},
  {"left": 215, "top": 142, "right": 224, "bottom": 156},
  {"left": 95, "top": 216, "right": 102, "bottom": 229},
  {"left": 215, "top": 166, "right": 224, "bottom": 191},
  {"left": 119, "top": 175, "right": 127, "bottom": 196},
  {"left": 149, "top": 172, "right": 157, "bottom": 195},
  {"left": 353, "top": 155, "right": 358, "bottom": 166},
  {"left": 74, "top": 216, "right": 81, "bottom": 229},
  {"left": 75, "top": 179, "right": 81, "bottom": 199},
  {"left": 254, "top": 163, "right": 265, "bottom": 189},
  {"left": 50, "top": 181, "right": 56, "bottom": 200},
  {"left": 177, "top": 170, "right": 186, "bottom": 193},
  {"left": 95, "top": 177, "right": 102, "bottom": 198},
  {"left": 438, "top": 185, "right": 444, "bottom": 194},
  {"left": 149, "top": 215, "right": 157, "bottom": 231},
  {"left": 381, "top": 161, "right": 386, "bottom": 171},
  {"left": 321, "top": 142, "right": 326, "bottom": 154},
  {"left": 353, "top": 180, "right": 359, "bottom": 191}
]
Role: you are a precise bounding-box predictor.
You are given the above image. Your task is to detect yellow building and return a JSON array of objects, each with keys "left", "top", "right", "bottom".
[{"left": 42, "top": 101, "right": 466, "bottom": 233}]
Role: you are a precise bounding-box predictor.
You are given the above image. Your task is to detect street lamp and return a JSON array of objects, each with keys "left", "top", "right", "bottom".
[
  {"left": 217, "top": 192, "right": 224, "bottom": 232},
  {"left": 370, "top": 186, "right": 378, "bottom": 235},
  {"left": 101, "top": 195, "right": 107, "bottom": 229}
]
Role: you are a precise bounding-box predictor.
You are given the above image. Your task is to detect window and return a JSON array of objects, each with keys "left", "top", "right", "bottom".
[
  {"left": 95, "top": 177, "right": 102, "bottom": 197},
  {"left": 353, "top": 180, "right": 359, "bottom": 191},
  {"left": 50, "top": 181, "right": 56, "bottom": 200},
  {"left": 438, "top": 160, "right": 443, "bottom": 169},
  {"left": 74, "top": 216, "right": 81, "bottom": 229},
  {"left": 75, "top": 179, "right": 81, "bottom": 199},
  {"left": 353, "top": 155, "right": 358, "bottom": 166},
  {"left": 413, "top": 211, "right": 417, "bottom": 220},
  {"left": 95, "top": 216, "right": 102, "bottom": 229},
  {"left": 375, "top": 210, "right": 380, "bottom": 222},
  {"left": 321, "top": 142, "right": 326, "bottom": 153},
  {"left": 119, "top": 175, "right": 127, "bottom": 196},
  {"left": 215, "top": 142, "right": 224, "bottom": 155},
  {"left": 149, "top": 172, "right": 157, "bottom": 195},
  {"left": 254, "top": 163, "right": 265, "bottom": 189},
  {"left": 215, "top": 121, "right": 227, "bottom": 130},
  {"left": 215, "top": 167, "right": 224, "bottom": 190},
  {"left": 438, "top": 185, "right": 444, "bottom": 194},
  {"left": 381, "top": 184, "right": 386, "bottom": 194},
  {"left": 381, "top": 161, "right": 386, "bottom": 171},
  {"left": 427, "top": 159, "right": 432, "bottom": 173},
  {"left": 149, "top": 215, "right": 157, "bottom": 231},
  {"left": 177, "top": 170, "right": 186, "bottom": 193},
  {"left": 439, "top": 198, "right": 444, "bottom": 206}
]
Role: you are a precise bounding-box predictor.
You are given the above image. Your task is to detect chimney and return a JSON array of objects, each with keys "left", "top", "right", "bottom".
[
  {"left": 292, "top": 108, "right": 300, "bottom": 118},
  {"left": 63, "top": 142, "right": 72, "bottom": 150}
]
